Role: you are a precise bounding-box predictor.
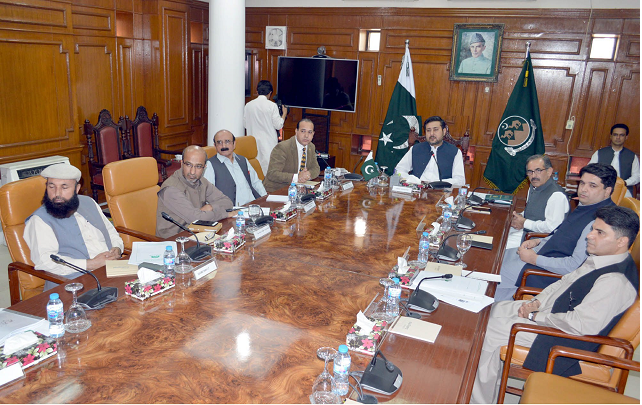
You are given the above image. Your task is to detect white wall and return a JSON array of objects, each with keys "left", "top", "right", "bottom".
[{"left": 245, "top": 0, "right": 640, "bottom": 9}]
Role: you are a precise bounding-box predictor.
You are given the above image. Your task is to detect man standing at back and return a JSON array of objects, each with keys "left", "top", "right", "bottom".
[
  {"left": 506, "top": 154, "right": 569, "bottom": 249},
  {"left": 394, "top": 116, "right": 466, "bottom": 187},
  {"left": 156, "top": 145, "right": 234, "bottom": 238},
  {"left": 589, "top": 123, "right": 639, "bottom": 197},
  {"left": 263, "top": 119, "right": 321, "bottom": 193},
  {"left": 244, "top": 80, "right": 288, "bottom": 175},
  {"left": 203, "top": 129, "right": 267, "bottom": 206},
  {"left": 24, "top": 163, "right": 123, "bottom": 289}
]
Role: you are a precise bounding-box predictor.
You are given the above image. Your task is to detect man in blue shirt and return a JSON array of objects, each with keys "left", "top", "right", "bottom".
[{"left": 203, "top": 130, "right": 267, "bottom": 206}]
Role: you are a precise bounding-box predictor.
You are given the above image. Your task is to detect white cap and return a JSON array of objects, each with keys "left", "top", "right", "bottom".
[{"left": 40, "top": 163, "right": 82, "bottom": 181}]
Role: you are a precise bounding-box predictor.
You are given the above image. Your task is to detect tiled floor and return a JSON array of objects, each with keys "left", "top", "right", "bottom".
[{"left": 0, "top": 243, "right": 638, "bottom": 401}]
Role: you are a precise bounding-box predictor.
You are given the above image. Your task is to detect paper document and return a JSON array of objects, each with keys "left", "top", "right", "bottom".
[
  {"left": 423, "top": 262, "right": 463, "bottom": 277},
  {"left": 429, "top": 290, "right": 494, "bottom": 313},
  {"left": 461, "top": 270, "right": 502, "bottom": 283},
  {"left": 266, "top": 195, "right": 289, "bottom": 203},
  {"left": 403, "top": 175, "right": 422, "bottom": 185},
  {"left": 128, "top": 241, "right": 177, "bottom": 266},
  {"left": 389, "top": 316, "right": 441, "bottom": 343},
  {"left": 0, "top": 309, "right": 48, "bottom": 346},
  {"left": 105, "top": 260, "right": 139, "bottom": 278},
  {"left": 409, "top": 271, "right": 493, "bottom": 313},
  {"left": 302, "top": 181, "right": 320, "bottom": 186}
]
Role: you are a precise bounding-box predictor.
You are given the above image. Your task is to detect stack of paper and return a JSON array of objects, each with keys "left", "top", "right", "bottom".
[
  {"left": 0, "top": 309, "right": 49, "bottom": 346},
  {"left": 388, "top": 316, "right": 441, "bottom": 343},
  {"left": 409, "top": 271, "right": 494, "bottom": 313}
]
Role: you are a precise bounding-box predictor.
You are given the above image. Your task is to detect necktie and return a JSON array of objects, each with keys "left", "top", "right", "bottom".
[{"left": 300, "top": 147, "right": 306, "bottom": 171}]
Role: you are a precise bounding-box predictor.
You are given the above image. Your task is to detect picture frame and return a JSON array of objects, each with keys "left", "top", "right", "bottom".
[
  {"left": 265, "top": 26, "right": 287, "bottom": 50},
  {"left": 449, "top": 23, "right": 504, "bottom": 82}
]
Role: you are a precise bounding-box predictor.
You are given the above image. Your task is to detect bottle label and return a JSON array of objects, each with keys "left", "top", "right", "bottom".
[{"left": 164, "top": 257, "right": 175, "bottom": 266}]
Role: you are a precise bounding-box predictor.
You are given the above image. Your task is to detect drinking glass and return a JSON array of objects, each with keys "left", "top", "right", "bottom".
[
  {"left": 377, "top": 166, "right": 389, "bottom": 187},
  {"left": 64, "top": 283, "right": 91, "bottom": 333},
  {"left": 297, "top": 184, "right": 307, "bottom": 208},
  {"left": 369, "top": 278, "right": 396, "bottom": 322},
  {"left": 456, "top": 233, "right": 473, "bottom": 268},
  {"left": 248, "top": 204, "right": 262, "bottom": 225},
  {"left": 175, "top": 236, "right": 192, "bottom": 274},
  {"left": 311, "top": 347, "right": 340, "bottom": 404}
]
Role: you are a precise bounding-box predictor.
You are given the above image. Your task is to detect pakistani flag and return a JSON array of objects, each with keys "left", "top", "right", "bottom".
[
  {"left": 374, "top": 42, "right": 419, "bottom": 175},
  {"left": 360, "top": 152, "right": 378, "bottom": 181},
  {"left": 483, "top": 55, "right": 545, "bottom": 193}
]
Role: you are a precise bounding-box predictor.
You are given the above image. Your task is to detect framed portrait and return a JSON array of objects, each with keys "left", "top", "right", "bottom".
[{"left": 450, "top": 23, "right": 504, "bottom": 82}]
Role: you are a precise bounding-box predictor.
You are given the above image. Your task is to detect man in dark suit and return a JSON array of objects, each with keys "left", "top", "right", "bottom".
[{"left": 263, "top": 118, "right": 321, "bottom": 193}]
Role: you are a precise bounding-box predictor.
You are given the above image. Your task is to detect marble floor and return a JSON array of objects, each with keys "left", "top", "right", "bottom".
[{"left": 0, "top": 243, "right": 638, "bottom": 401}]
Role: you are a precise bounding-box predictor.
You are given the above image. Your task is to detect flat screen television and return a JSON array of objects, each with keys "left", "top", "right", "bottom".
[{"left": 276, "top": 56, "right": 359, "bottom": 113}]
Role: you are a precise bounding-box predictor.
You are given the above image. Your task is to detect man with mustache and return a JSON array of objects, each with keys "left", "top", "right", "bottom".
[
  {"left": 263, "top": 119, "right": 321, "bottom": 193},
  {"left": 471, "top": 205, "right": 639, "bottom": 404},
  {"left": 494, "top": 163, "right": 616, "bottom": 301},
  {"left": 23, "top": 163, "right": 124, "bottom": 289},
  {"left": 505, "top": 154, "right": 570, "bottom": 249},
  {"left": 394, "top": 116, "right": 466, "bottom": 187},
  {"left": 156, "top": 145, "right": 234, "bottom": 238},
  {"left": 203, "top": 129, "right": 266, "bottom": 206}
]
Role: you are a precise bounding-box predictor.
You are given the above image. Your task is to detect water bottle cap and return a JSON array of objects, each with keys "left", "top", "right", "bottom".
[
  {"left": 49, "top": 293, "right": 59, "bottom": 300},
  {"left": 338, "top": 344, "right": 348, "bottom": 353},
  {"left": 422, "top": 231, "right": 429, "bottom": 236},
  {"left": 166, "top": 246, "right": 172, "bottom": 251},
  {"left": 238, "top": 211, "right": 244, "bottom": 216},
  {"left": 392, "top": 277, "right": 400, "bottom": 284},
  {"left": 291, "top": 182, "right": 296, "bottom": 186}
]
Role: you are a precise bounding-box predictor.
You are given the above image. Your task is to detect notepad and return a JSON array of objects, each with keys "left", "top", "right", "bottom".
[
  {"left": 389, "top": 316, "right": 441, "bottom": 343},
  {"left": 266, "top": 195, "right": 289, "bottom": 203},
  {"left": 105, "top": 260, "right": 139, "bottom": 278}
]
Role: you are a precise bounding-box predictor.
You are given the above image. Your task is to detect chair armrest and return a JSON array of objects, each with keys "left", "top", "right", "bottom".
[
  {"left": 514, "top": 286, "right": 543, "bottom": 300},
  {"left": 8, "top": 262, "right": 68, "bottom": 306},
  {"left": 155, "top": 147, "right": 182, "bottom": 156},
  {"left": 546, "top": 345, "right": 640, "bottom": 374},
  {"left": 115, "top": 226, "right": 164, "bottom": 242},
  {"left": 519, "top": 268, "right": 563, "bottom": 288},
  {"left": 524, "top": 232, "right": 549, "bottom": 241}
]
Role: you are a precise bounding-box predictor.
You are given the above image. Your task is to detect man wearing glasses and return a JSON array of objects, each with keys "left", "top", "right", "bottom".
[
  {"left": 156, "top": 145, "right": 234, "bottom": 238},
  {"left": 263, "top": 119, "right": 320, "bottom": 193},
  {"left": 505, "top": 155, "right": 569, "bottom": 249},
  {"left": 589, "top": 123, "right": 639, "bottom": 197},
  {"left": 203, "top": 129, "right": 267, "bottom": 206}
]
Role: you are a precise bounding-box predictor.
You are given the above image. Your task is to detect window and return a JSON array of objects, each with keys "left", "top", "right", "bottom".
[
  {"left": 589, "top": 34, "right": 619, "bottom": 60},
  {"left": 359, "top": 29, "right": 381, "bottom": 52}
]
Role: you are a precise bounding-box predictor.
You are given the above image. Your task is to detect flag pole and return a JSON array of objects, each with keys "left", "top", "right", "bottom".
[{"left": 525, "top": 41, "right": 531, "bottom": 59}]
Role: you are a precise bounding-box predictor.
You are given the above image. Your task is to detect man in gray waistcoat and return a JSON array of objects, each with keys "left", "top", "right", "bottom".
[
  {"left": 23, "top": 163, "right": 124, "bottom": 289},
  {"left": 203, "top": 129, "right": 267, "bottom": 206},
  {"left": 505, "top": 154, "right": 570, "bottom": 249},
  {"left": 589, "top": 123, "right": 639, "bottom": 197}
]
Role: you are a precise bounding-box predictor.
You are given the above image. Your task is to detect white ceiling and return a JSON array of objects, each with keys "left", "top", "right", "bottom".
[{"left": 240, "top": 0, "right": 640, "bottom": 9}]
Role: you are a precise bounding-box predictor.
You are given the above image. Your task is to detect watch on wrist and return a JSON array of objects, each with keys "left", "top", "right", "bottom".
[{"left": 528, "top": 311, "right": 539, "bottom": 322}]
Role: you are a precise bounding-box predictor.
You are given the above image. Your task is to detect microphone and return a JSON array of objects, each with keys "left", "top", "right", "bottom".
[
  {"left": 468, "top": 186, "right": 500, "bottom": 205},
  {"left": 437, "top": 230, "right": 487, "bottom": 262},
  {"left": 407, "top": 274, "right": 453, "bottom": 313},
  {"left": 360, "top": 349, "right": 403, "bottom": 395},
  {"left": 50, "top": 254, "right": 118, "bottom": 309},
  {"left": 348, "top": 373, "right": 378, "bottom": 404},
  {"left": 399, "top": 300, "right": 421, "bottom": 319},
  {"left": 161, "top": 212, "right": 211, "bottom": 261},
  {"left": 455, "top": 204, "right": 483, "bottom": 231}
]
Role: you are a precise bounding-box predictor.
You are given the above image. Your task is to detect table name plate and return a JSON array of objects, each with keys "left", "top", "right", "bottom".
[
  {"left": 341, "top": 181, "right": 354, "bottom": 191},
  {"left": 392, "top": 185, "right": 413, "bottom": 194},
  {"left": 252, "top": 224, "right": 271, "bottom": 239},
  {"left": 193, "top": 260, "right": 218, "bottom": 280},
  {"left": 303, "top": 200, "right": 316, "bottom": 212}
]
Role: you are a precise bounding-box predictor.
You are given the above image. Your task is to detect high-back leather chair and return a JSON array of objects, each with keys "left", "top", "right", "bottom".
[
  {"left": 203, "top": 146, "right": 216, "bottom": 160},
  {"left": 84, "top": 109, "right": 128, "bottom": 201},
  {"left": 611, "top": 177, "right": 627, "bottom": 205},
  {"left": 0, "top": 176, "right": 65, "bottom": 304},
  {"left": 235, "top": 136, "right": 264, "bottom": 179},
  {"left": 126, "top": 106, "right": 181, "bottom": 183},
  {"left": 618, "top": 197, "right": 640, "bottom": 266},
  {"left": 103, "top": 157, "right": 163, "bottom": 250}
]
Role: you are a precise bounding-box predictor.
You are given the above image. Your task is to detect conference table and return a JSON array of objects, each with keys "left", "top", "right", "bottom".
[{"left": 1, "top": 182, "right": 513, "bottom": 403}]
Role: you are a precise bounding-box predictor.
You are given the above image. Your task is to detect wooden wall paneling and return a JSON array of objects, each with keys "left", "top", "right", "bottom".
[
  {"left": 327, "top": 133, "right": 351, "bottom": 170},
  {"left": 161, "top": 4, "right": 190, "bottom": 134},
  {"left": 353, "top": 52, "right": 379, "bottom": 136},
  {"left": 203, "top": 43, "right": 208, "bottom": 142},
  {"left": 117, "top": 37, "right": 138, "bottom": 118},
  {"left": 0, "top": 0, "right": 72, "bottom": 35},
  {"left": 191, "top": 43, "right": 203, "bottom": 124},
  {"left": 71, "top": 5, "right": 115, "bottom": 37}
]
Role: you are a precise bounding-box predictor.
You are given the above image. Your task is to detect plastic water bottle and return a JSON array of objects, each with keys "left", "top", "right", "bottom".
[
  {"left": 163, "top": 246, "right": 175, "bottom": 274},
  {"left": 324, "top": 166, "right": 332, "bottom": 189},
  {"left": 333, "top": 344, "right": 351, "bottom": 396},
  {"left": 47, "top": 293, "right": 64, "bottom": 338},
  {"left": 288, "top": 182, "right": 297, "bottom": 204},
  {"left": 441, "top": 205, "right": 453, "bottom": 233},
  {"left": 418, "top": 231, "right": 431, "bottom": 263},
  {"left": 235, "top": 211, "right": 246, "bottom": 235},
  {"left": 553, "top": 171, "right": 559, "bottom": 183},
  {"left": 455, "top": 187, "right": 468, "bottom": 216},
  {"left": 386, "top": 278, "right": 402, "bottom": 319}
]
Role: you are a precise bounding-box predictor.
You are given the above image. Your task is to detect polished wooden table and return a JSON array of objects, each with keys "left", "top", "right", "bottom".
[{"left": 2, "top": 183, "right": 512, "bottom": 403}]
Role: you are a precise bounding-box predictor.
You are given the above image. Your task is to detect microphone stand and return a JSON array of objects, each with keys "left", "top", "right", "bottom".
[
  {"left": 161, "top": 212, "right": 211, "bottom": 261},
  {"left": 50, "top": 254, "right": 118, "bottom": 309},
  {"left": 454, "top": 204, "right": 488, "bottom": 231},
  {"left": 437, "top": 230, "right": 486, "bottom": 262},
  {"left": 468, "top": 186, "right": 501, "bottom": 205}
]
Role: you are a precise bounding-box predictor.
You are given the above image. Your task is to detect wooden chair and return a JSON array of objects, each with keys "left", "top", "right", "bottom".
[
  {"left": 84, "top": 109, "right": 128, "bottom": 201},
  {"left": 498, "top": 276, "right": 640, "bottom": 403},
  {"left": 103, "top": 157, "right": 164, "bottom": 250},
  {"left": 407, "top": 126, "right": 470, "bottom": 162},
  {"left": 203, "top": 136, "right": 264, "bottom": 180},
  {"left": 0, "top": 176, "right": 66, "bottom": 305},
  {"left": 125, "top": 106, "right": 181, "bottom": 183},
  {"left": 611, "top": 177, "right": 628, "bottom": 205},
  {"left": 521, "top": 346, "right": 640, "bottom": 404}
]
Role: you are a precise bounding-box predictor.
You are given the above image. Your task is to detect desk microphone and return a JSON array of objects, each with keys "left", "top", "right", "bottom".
[
  {"left": 437, "top": 230, "right": 487, "bottom": 262},
  {"left": 468, "top": 186, "right": 500, "bottom": 205},
  {"left": 349, "top": 373, "right": 378, "bottom": 404},
  {"left": 360, "top": 350, "right": 403, "bottom": 395},
  {"left": 161, "top": 212, "right": 211, "bottom": 261},
  {"left": 455, "top": 204, "right": 484, "bottom": 230},
  {"left": 407, "top": 274, "right": 453, "bottom": 313},
  {"left": 317, "top": 152, "right": 364, "bottom": 181},
  {"left": 50, "top": 255, "right": 118, "bottom": 309}
]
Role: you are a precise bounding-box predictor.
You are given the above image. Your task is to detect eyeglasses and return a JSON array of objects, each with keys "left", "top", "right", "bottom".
[
  {"left": 526, "top": 168, "right": 546, "bottom": 176},
  {"left": 183, "top": 161, "right": 205, "bottom": 170},
  {"left": 215, "top": 139, "right": 233, "bottom": 145}
]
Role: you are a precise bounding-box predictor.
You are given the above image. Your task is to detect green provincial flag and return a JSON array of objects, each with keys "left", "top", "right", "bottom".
[
  {"left": 483, "top": 55, "right": 545, "bottom": 193},
  {"left": 374, "top": 42, "right": 419, "bottom": 175},
  {"left": 360, "top": 152, "right": 378, "bottom": 181}
]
